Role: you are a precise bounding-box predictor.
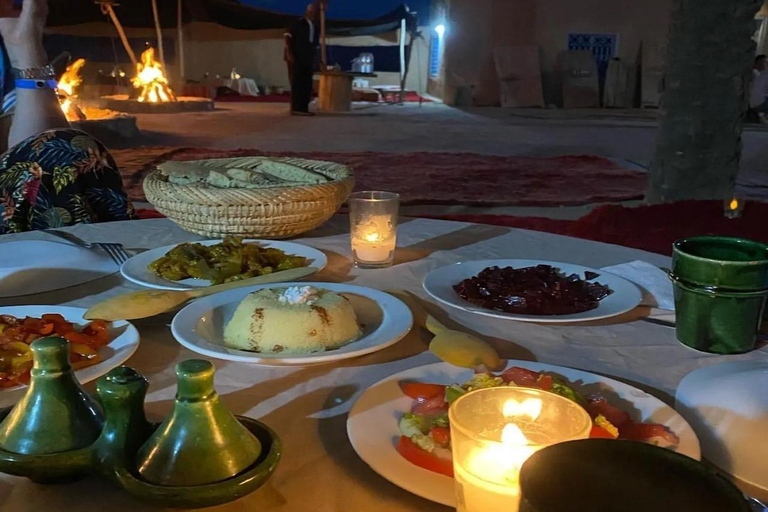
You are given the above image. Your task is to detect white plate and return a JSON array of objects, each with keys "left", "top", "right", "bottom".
[
  {"left": 121, "top": 239, "right": 327, "bottom": 291},
  {"left": 0, "top": 305, "right": 140, "bottom": 407},
  {"left": 171, "top": 282, "right": 413, "bottom": 366},
  {"left": 348, "top": 361, "right": 700, "bottom": 507},
  {"left": 423, "top": 259, "right": 643, "bottom": 323},
  {"left": 0, "top": 240, "right": 118, "bottom": 298},
  {"left": 676, "top": 361, "right": 768, "bottom": 496}
]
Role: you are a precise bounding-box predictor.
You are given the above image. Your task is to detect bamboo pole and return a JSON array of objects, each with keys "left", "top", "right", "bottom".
[
  {"left": 177, "top": 0, "right": 186, "bottom": 80},
  {"left": 101, "top": 2, "right": 137, "bottom": 65},
  {"left": 151, "top": 0, "right": 166, "bottom": 70}
]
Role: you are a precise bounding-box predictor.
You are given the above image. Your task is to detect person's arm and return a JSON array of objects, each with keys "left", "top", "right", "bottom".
[
  {"left": 284, "top": 20, "right": 297, "bottom": 64},
  {"left": 0, "top": 0, "right": 67, "bottom": 148},
  {"left": 284, "top": 32, "right": 294, "bottom": 64}
]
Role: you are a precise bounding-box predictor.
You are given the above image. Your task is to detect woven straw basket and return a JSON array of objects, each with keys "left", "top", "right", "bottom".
[{"left": 143, "top": 157, "right": 355, "bottom": 239}]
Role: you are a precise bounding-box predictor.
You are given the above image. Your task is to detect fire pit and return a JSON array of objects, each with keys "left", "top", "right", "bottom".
[
  {"left": 58, "top": 58, "right": 140, "bottom": 139},
  {"left": 92, "top": 95, "right": 214, "bottom": 113},
  {"left": 90, "top": 48, "right": 213, "bottom": 114}
]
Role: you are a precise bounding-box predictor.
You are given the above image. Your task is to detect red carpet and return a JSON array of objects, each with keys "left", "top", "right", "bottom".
[
  {"left": 114, "top": 148, "right": 646, "bottom": 207},
  {"left": 427, "top": 201, "right": 768, "bottom": 256},
  {"left": 214, "top": 91, "right": 431, "bottom": 103},
  {"left": 215, "top": 93, "right": 292, "bottom": 103}
]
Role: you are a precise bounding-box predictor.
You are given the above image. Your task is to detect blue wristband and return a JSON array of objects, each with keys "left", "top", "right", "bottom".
[{"left": 14, "top": 79, "right": 58, "bottom": 90}]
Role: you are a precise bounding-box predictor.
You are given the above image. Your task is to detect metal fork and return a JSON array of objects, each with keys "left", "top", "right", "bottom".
[{"left": 43, "top": 229, "right": 131, "bottom": 266}]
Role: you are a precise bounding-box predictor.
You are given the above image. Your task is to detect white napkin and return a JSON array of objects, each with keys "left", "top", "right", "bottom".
[{"left": 601, "top": 260, "right": 675, "bottom": 311}]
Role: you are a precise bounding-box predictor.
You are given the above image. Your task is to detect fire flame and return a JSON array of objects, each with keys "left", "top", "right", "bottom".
[
  {"left": 729, "top": 199, "right": 739, "bottom": 211},
  {"left": 58, "top": 58, "right": 87, "bottom": 122},
  {"left": 132, "top": 48, "right": 176, "bottom": 103}
]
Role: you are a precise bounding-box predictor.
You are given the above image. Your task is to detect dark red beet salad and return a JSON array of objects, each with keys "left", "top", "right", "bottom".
[{"left": 453, "top": 264, "right": 613, "bottom": 315}]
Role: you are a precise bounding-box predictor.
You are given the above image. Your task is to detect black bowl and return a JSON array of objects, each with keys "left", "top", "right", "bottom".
[{"left": 519, "top": 440, "right": 750, "bottom": 512}]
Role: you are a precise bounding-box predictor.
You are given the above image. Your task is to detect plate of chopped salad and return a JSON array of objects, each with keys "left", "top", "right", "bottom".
[{"left": 347, "top": 361, "right": 700, "bottom": 507}]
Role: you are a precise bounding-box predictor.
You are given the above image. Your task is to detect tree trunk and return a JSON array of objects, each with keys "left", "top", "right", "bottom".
[{"left": 647, "top": 0, "right": 762, "bottom": 203}]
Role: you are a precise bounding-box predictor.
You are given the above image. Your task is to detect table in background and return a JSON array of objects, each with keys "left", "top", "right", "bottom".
[
  {"left": 0, "top": 216, "right": 765, "bottom": 512},
  {"left": 317, "top": 71, "right": 377, "bottom": 113}
]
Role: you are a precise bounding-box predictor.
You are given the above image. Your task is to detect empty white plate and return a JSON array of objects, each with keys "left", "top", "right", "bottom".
[
  {"left": 0, "top": 240, "right": 118, "bottom": 298},
  {"left": 121, "top": 239, "right": 328, "bottom": 291},
  {"left": 0, "top": 305, "right": 140, "bottom": 407},
  {"left": 676, "top": 361, "right": 768, "bottom": 497},
  {"left": 423, "top": 259, "right": 643, "bottom": 323},
  {"left": 171, "top": 282, "right": 413, "bottom": 366},
  {"left": 348, "top": 361, "right": 700, "bottom": 507}
]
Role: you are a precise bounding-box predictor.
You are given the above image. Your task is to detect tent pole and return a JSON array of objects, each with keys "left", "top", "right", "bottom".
[
  {"left": 320, "top": 2, "right": 327, "bottom": 70},
  {"left": 399, "top": 18, "right": 406, "bottom": 104},
  {"left": 151, "top": 0, "right": 166, "bottom": 69},
  {"left": 177, "top": 0, "right": 186, "bottom": 80},
  {"left": 102, "top": 3, "right": 137, "bottom": 65}
]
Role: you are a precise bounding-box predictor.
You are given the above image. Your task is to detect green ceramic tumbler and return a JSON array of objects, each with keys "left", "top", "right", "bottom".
[{"left": 670, "top": 236, "right": 768, "bottom": 354}]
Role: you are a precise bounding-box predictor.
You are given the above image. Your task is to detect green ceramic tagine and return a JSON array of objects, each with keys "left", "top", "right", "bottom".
[
  {"left": 0, "top": 337, "right": 103, "bottom": 455},
  {"left": 135, "top": 359, "right": 262, "bottom": 487}
]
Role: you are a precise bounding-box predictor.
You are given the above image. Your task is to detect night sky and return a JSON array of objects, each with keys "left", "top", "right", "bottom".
[{"left": 239, "top": 0, "right": 432, "bottom": 23}]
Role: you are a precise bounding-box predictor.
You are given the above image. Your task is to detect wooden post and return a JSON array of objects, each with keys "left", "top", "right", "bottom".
[
  {"left": 100, "top": 2, "right": 137, "bottom": 65},
  {"left": 177, "top": 0, "right": 186, "bottom": 80},
  {"left": 151, "top": 0, "right": 166, "bottom": 70},
  {"left": 320, "top": 2, "right": 327, "bottom": 70}
]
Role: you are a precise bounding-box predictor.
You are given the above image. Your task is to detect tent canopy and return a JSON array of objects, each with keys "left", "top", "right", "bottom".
[{"left": 48, "top": 0, "right": 418, "bottom": 36}]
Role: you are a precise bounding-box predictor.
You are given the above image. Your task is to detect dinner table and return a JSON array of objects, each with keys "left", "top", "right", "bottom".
[{"left": 0, "top": 215, "right": 765, "bottom": 512}]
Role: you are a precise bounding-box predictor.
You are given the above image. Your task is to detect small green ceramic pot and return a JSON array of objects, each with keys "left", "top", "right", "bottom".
[
  {"left": 0, "top": 407, "right": 93, "bottom": 484},
  {"left": 119, "top": 417, "right": 282, "bottom": 509},
  {"left": 671, "top": 236, "right": 768, "bottom": 354},
  {"left": 519, "top": 440, "right": 750, "bottom": 512}
]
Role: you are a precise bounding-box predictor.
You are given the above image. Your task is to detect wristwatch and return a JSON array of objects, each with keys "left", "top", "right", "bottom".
[{"left": 11, "top": 63, "right": 56, "bottom": 80}]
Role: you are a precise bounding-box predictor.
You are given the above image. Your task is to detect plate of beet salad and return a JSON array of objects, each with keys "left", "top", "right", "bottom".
[{"left": 423, "top": 260, "right": 642, "bottom": 323}]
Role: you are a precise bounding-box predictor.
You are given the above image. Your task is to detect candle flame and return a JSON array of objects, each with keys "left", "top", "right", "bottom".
[
  {"left": 500, "top": 423, "right": 529, "bottom": 445},
  {"left": 729, "top": 199, "right": 739, "bottom": 211},
  {"left": 502, "top": 398, "right": 542, "bottom": 421},
  {"left": 364, "top": 231, "right": 382, "bottom": 243}
]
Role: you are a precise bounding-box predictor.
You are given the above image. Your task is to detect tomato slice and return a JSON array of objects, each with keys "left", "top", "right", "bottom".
[
  {"left": 619, "top": 423, "right": 680, "bottom": 445},
  {"left": 401, "top": 382, "right": 447, "bottom": 401},
  {"left": 430, "top": 426, "right": 451, "bottom": 447},
  {"left": 537, "top": 374, "right": 554, "bottom": 391},
  {"left": 501, "top": 367, "right": 541, "bottom": 387},
  {"left": 396, "top": 436, "right": 454, "bottom": 477},
  {"left": 585, "top": 396, "right": 631, "bottom": 427},
  {"left": 590, "top": 425, "right": 616, "bottom": 439}
]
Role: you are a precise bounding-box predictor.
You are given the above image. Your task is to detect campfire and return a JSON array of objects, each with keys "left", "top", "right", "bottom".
[
  {"left": 132, "top": 47, "right": 176, "bottom": 103},
  {"left": 58, "top": 58, "right": 87, "bottom": 122}
]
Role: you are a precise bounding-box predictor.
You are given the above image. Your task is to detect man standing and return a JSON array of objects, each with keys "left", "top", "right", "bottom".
[{"left": 284, "top": 3, "right": 319, "bottom": 116}]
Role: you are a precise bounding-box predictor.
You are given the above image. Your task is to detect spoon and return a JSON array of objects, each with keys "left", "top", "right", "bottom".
[{"left": 85, "top": 267, "right": 318, "bottom": 321}]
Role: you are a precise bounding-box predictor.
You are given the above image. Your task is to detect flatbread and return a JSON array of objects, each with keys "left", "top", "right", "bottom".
[{"left": 157, "top": 157, "right": 341, "bottom": 190}]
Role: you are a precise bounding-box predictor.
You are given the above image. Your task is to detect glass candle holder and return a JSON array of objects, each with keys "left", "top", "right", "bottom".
[
  {"left": 348, "top": 191, "right": 400, "bottom": 269},
  {"left": 449, "top": 387, "right": 592, "bottom": 512}
]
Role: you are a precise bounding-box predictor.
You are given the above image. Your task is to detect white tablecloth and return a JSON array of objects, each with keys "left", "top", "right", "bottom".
[
  {"left": 222, "top": 78, "right": 260, "bottom": 97},
  {"left": 0, "top": 217, "right": 765, "bottom": 511}
]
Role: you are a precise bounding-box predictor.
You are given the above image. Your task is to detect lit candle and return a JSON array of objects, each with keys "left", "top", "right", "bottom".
[
  {"left": 351, "top": 214, "right": 396, "bottom": 263},
  {"left": 349, "top": 192, "right": 399, "bottom": 269},
  {"left": 450, "top": 388, "right": 591, "bottom": 512}
]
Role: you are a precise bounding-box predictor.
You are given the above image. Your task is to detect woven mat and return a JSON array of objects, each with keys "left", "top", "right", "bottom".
[{"left": 113, "top": 148, "right": 647, "bottom": 206}]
